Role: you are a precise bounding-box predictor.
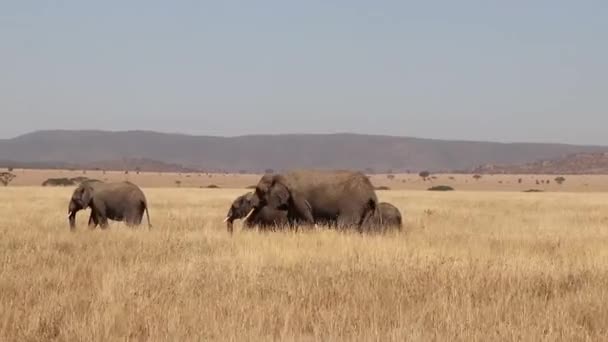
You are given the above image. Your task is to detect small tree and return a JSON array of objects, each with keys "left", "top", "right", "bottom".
[
  {"left": 387, "top": 174, "right": 395, "bottom": 180},
  {"left": 0, "top": 172, "right": 16, "bottom": 186},
  {"left": 419, "top": 171, "right": 430, "bottom": 181},
  {"left": 473, "top": 174, "right": 482, "bottom": 181},
  {"left": 175, "top": 180, "right": 182, "bottom": 187},
  {"left": 518, "top": 178, "right": 523, "bottom": 184},
  {"left": 7, "top": 167, "right": 14, "bottom": 172},
  {"left": 555, "top": 176, "right": 566, "bottom": 185},
  {"left": 135, "top": 167, "right": 141, "bottom": 175}
]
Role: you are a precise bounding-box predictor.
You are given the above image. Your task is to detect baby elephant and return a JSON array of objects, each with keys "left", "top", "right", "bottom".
[
  {"left": 224, "top": 192, "right": 288, "bottom": 233},
  {"left": 365, "top": 202, "right": 403, "bottom": 232},
  {"left": 68, "top": 180, "right": 152, "bottom": 230}
]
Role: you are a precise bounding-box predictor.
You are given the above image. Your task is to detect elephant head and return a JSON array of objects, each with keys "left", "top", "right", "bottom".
[
  {"left": 250, "top": 174, "right": 314, "bottom": 224},
  {"left": 68, "top": 181, "right": 96, "bottom": 229},
  {"left": 224, "top": 192, "right": 257, "bottom": 233}
]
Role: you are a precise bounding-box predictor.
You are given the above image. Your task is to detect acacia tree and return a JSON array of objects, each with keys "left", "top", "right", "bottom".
[
  {"left": 473, "top": 174, "right": 482, "bottom": 181},
  {"left": 0, "top": 172, "right": 16, "bottom": 186},
  {"left": 419, "top": 171, "right": 430, "bottom": 181},
  {"left": 555, "top": 176, "right": 566, "bottom": 185}
]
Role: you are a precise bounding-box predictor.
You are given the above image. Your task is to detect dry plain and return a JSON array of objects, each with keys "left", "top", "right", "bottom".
[{"left": 2, "top": 177, "right": 608, "bottom": 340}]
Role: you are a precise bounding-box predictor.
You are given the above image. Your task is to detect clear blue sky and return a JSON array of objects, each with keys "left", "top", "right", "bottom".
[{"left": 1, "top": 1, "right": 606, "bottom": 144}]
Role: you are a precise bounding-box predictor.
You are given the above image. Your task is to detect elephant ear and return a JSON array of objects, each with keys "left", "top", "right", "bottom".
[
  {"left": 79, "top": 184, "right": 94, "bottom": 207},
  {"left": 269, "top": 176, "right": 290, "bottom": 209}
]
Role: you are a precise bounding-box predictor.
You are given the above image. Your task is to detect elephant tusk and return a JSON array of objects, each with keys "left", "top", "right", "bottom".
[
  {"left": 243, "top": 208, "right": 255, "bottom": 221},
  {"left": 223, "top": 216, "right": 230, "bottom": 223}
]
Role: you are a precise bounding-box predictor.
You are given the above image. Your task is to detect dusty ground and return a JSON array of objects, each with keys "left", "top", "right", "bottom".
[
  {"left": 5, "top": 168, "right": 608, "bottom": 192},
  {"left": 1, "top": 186, "right": 608, "bottom": 340}
]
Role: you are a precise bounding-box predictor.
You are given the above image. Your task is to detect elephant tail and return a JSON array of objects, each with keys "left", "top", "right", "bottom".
[{"left": 143, "top": 201, "right": 152, "bottom": 229}]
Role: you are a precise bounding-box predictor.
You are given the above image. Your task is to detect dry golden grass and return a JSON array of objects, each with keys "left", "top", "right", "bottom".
[{"left": 2, "top": 186, "right": 608, "bottom": 340}]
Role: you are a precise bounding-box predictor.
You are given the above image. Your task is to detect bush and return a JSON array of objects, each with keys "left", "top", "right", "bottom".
[
  {"left": 555, "top": 176, "right": 566, "bottom": 185},
  {"left": 207, "top": 184, "right": 220, "bottom": 189},
  {"left": 386, "top": 174, "right": 395, "bottom": 180},
  {"left": 69, "top": 176, "right": 90, "bottom": 184},
  {"left": 42, "top": 178, "right": 76, "bottom": 187},
  {"left": 374, "top": 186, "right": 391, "bottom": 191},
  {"left": 523, "top": 189, "right": 544, "bottom": 193},
  {"left": 0, "top": 172, "right": 16, "bottom": 186},
  {"left": 427, "top": 185, "right": 454, "bottom": 191},
  {"left": 473, "top": 174, "right": 482, "bottom": 181},
  {"left": 419, "top": 171, "right": 430, "bottom": 180}
]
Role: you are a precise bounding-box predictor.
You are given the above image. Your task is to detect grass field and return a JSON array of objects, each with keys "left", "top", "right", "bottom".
[{"left": 2, "top": 186, "right": 608, "bottom": 340}]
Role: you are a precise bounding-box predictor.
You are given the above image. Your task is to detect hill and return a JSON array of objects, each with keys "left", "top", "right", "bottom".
[
  {"left": 1, "top": 130, "right": 607, "bottom": 173},
  {"left": 472, "top": 152, "right": 608, "bottom": 174}
]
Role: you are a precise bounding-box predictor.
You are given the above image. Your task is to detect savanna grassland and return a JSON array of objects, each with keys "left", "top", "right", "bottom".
[{"left": 2, "top": 186, "right": 608, "bottom": 341}]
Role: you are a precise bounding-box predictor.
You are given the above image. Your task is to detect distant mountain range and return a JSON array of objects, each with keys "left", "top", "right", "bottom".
[
  {"left": 1, "top": 130, "right": 607, "bottom": 173},
  {"left": 473, "top": 152, "right": 608, "bottom": 175}
]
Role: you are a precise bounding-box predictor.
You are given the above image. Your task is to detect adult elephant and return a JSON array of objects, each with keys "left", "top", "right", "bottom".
[
  {"left": 249, "top": 169, "right": 379, "bottom": 231},
  {"left": 68, "top": 180, "right": 152, "bottom": 230},
  {"left": 365, "top": 202, "right": 403, "bottom": 232},
  {"left": 223, "top": 192, "right": 289, "bottom": 233}
]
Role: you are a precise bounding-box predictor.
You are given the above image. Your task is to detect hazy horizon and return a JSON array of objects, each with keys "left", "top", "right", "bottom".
[{"left": 1, "top": 2, "right": 606, "bottom": 144}]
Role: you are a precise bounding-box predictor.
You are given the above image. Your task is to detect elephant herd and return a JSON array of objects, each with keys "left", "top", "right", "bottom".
[{"left": 67, "top": 169, "right": 403, "bottom": 233}]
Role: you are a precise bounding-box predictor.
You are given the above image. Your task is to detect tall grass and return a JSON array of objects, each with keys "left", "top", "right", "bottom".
[{"left": 1, "top": 187, "right": 608, "bottom": 340}]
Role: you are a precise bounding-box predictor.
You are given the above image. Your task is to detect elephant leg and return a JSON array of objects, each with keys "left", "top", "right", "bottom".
[
  {"left": 337, "top": 213, "right": 360, "bottom": 232},
  {"left": 87, "top": 212, "right": 98, "bottom": 229},
  {"left": 99, "top": 217, "right": 109, "bottom": 229},
  {"left": 125, "top": 207, "right": 142, "bottom": 227}
]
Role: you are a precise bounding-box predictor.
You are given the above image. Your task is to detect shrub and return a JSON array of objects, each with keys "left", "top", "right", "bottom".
[
  {"left": 386, "top": 174, "right": 395, "bottom": 180},
  {"left": 473, "top": 174, "right": 482, "bottom": 181},
  {"left": 374, "top": 186, "right": 391, "bottom": 191},
  {"left": 7, "top": 167, "right": 14, "bottom": 172},
  {"left": 0, "top": 172, "right": 16, "bottom": 186},
  {"left": 175, "top": 180, "right": 181, "bottom": 187},
  {"left": 42, "top": 178, "right": 75, "bottom": 187},
  {"left": 419, "top": 171, "right": 430, "bottom": 181},
  {"left": 427, "top": 185, "right": 454, "bottom": 191},
  {"left": 555, "top": 176, "right": 566, "bottom": 185},
  {"left": 69, "top": 176, "right": 90, "bottom": 184},
  {"left": 523, "top": 189, "right": 544, "bottom": 193},
  {"left": 518, "top": 178, "right": 523, "bottom": 184},
  {"left": 207, "top": 184, "right": 220, "bottom": 189}
]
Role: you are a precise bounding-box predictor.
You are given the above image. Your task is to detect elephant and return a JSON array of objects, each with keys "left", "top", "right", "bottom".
[
  {"left": 223, "top": 192, "right": 291, "bottom": 233},
  {"left": 68, "top": 180, "right": 151, "bottom": 230},
  {"left": 249, "top": 169, "right": 379, "bottom": 231},
  {"left": 364, "top": 202, "right": 403, "bottom": 232}
]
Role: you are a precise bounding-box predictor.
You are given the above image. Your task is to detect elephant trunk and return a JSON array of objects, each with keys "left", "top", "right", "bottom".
[
  {"left": 68, "top": 211, "right": 76, "bottom": 230},
  {"left": 68, "top": 201, "right": 79, "bottom": 230}
]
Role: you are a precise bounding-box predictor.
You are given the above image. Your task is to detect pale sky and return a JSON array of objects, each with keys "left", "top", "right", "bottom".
[{"left": 1, "top": 1, "right": 607, "bottom": 144}]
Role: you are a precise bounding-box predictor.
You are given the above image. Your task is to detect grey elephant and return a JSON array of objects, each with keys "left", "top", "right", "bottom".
[
  {"left": 365, "top": 202, "right": 403, "bottom": 232},
  {"left": 223, "top": 192, "right": 289, "bottom": 233},
  {"left": 68, "top": 180, "right": 152, "bottom": 230},
  {"left": 249, "top": 169, "right": 379, "bottom": 231}
]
